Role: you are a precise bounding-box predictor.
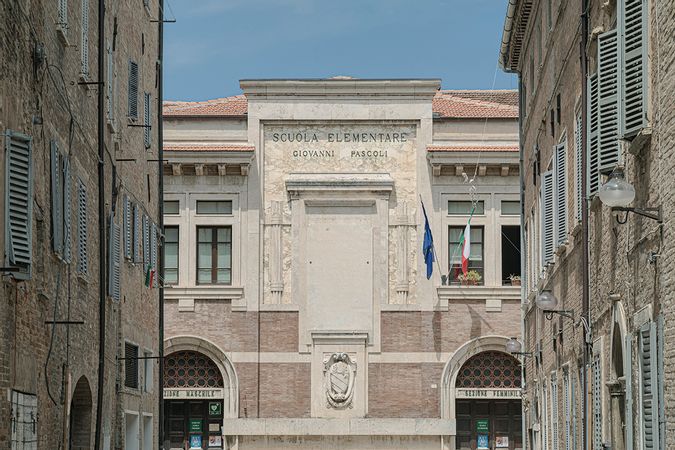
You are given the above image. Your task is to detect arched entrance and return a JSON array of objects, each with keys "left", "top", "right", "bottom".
[
  {"left": 69, "top": 376, "right": 93, "bottom": 450},
  {"left": 442, "top": 337, "right": 522, "bottom": 450},
  {"left": 609, "top": 302, "right": 629, "bottom": 450},
  {"left": 163, "top": 336, "right": 238, "bottom": 450}
]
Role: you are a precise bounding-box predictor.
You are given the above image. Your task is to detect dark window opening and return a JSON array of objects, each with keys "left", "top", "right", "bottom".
[
  {"left": 124, "top": 342, "right": 139, "bottom": 389},
  {"left": 501, "top": 225, "right": 521, "bottom": 286}
]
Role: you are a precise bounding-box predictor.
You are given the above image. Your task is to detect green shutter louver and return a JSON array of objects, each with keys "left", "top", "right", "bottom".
[
  {"left": 596, "top": 29, "right": 620, "bottom": 174},
  {"left": 143, "top": 214, "right": 150, "bottom": 264},
  {"left": 123, "top": 196, "right": 132, "bottom": 260},
  {"left": 592, "top": 355, "right": 603, "bottom": 450},
  {"left": 574, "top": 111, "right": 583, "bottom": 223},
  {"left": 80, "top": 0, "right": 89, "bottom": 76},
  {"left": 58, "top": 0, "right": 68, "bottom": 28},
  {"left": 151, "top": 221, "right": 157, "bottom": 271},
  {"left": 619, "top": 0, "right": 648, "bottom": 137},
  {"left": 62, "top": 158, "right": 72, "bottom": 263},
  {"left": 541, "top": 170, "right": 555, "bottom": 266},
  {"left": 133, "top": 204, "right": 141, "bottom": 263},
  {"left": 551, "top": 374, "right": 559, "bottom": 450},
  {"left": 51, "top": 141, "right": 63, "bottom": 256},
  {"left": 107, "top": 43, "right": 115, "bottom": 127},
  {"left": 625, "top": 334, "right": 634, "bottom": 450},
  {"left": 128, "top": 60, "right": 139, "bottom": 119},
  {"left": 587, "top": 74, "right": 600, "bottom": 197},
  {"left": 639, "top": 322, "right": 659, "bottom": 450},
  {"left": 108, "top": 215, "right": 121, "bottom": 301},
  {"left": 77, "top": 180, "right": 88, "bottom": 274},
  {"left": 144, "top": 92, "right": 152, "bottom": 149},
  {"left": 4, "top": 131, "right": 33, "bottom": 279},
  {"left": 554, "top": 141, "right": 567, "bottom": 247}
]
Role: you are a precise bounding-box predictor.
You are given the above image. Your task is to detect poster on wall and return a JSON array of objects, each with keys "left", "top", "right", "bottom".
[
  {"left": 208, "top": 435, "right": 222, "bottom": 447},
  {"left": 496, "top": 436, "right": 509, "bottom": 448},
  {"left": 189, "top": 434, "right": 202, "bottom": 449},
  {"left": 477, "top": 433, "right": 489, "bottom": 449}
]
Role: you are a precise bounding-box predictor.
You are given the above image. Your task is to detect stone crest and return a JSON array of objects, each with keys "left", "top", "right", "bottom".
[{"left": 323, "top": 352, "right": 357, "bottom": 409}]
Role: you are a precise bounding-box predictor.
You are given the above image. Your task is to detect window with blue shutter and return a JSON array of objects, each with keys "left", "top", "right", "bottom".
[
  {"left": 554, "top": 140, "right": 567, "bottom": 248},
  {"left": 639, "top": 322, "right": 659, "bottom": 450},
  {"left": 597, "top": 29, "right": 620, "bottom": 174},
  {"left": 62, "top": 158, "right": 72, "bottom": 263},
  {"left": 619, "top": 0, "right": 648, "bottom": 137},
  {"left": 80, "top": 0, "right": 89, "bottom": 76},
  {"left": 123, "top": 196, "right": 132, "bottom": 260},
  {"left": 144, "top": 92, "right": 151, "bottom": 149},
  {"left": 541, "top": 170, "right": 554, "bottom": 266},
  {"left": 108, "top": 215, "right": 121, "bottom": 301},
  {"left": 133, "top": 204, "right": 141, "bottom": 263},
  {"left": 587, "top": 74, "right": 600, "bottom": 197},
  {"left": 77, "top": 180, "right": 88, "bottom": 274},
  {"left": 574, "top": 110, "right": 583, "bottom": 223},
  {"left": 128, "top": 60, "right": 139, "bottom": 119},
  {"left": 4, "top": 130, "right": 33, "bottom": 279},
  {"left": 51, "top": 141, "right": 63, "bottom": 256}
]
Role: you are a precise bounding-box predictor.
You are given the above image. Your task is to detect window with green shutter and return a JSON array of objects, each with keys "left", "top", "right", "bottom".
[
  {"left": 51, "top": 141, "right": 63, "bottom": 256},
  {"left": 128, "top": 60, "right": 139, "bottom": 119},
  {"left": 80, "top": 0, "right": 89, "bottom": 76},
  {"left": 597, "top": 29, "right": 620, "bottom": 174},
  {"left": 592, "top": 354, "right": 603, "bottom": 450},
  {"left": 574, "top": 110, "right": 583, "bottom": 223},
  {"left": 639, "top": 322, "right": 659, "bottom": 450},
  {"left": 619, "top": 0, "right": 648, "bottom": 137},
  {"left": 77, "top": 180, "right": 88, "bottom": 275},
  {"left": 144, "top": 92, "right": 151, "bottom": 149},
  {"left": 133, "top": 204, "right": 142, "bottom": 263},
  {"left": 554, "top": 140, "right": 567, "bottom": 247},
  {"left": 108, "top": 215, "right": 121, "bottom": 301},
  {"left": 123, "top": 196, "right": 132, "bottom": 260},
  {"left": 62, "top": 158, "right": 72, "bottom": 263},
  {"left": 541, "top": 170, "right": 554, "bottom": 266},
  {"left": 4, "top": 130, "right": 33, "bottom": 279},
  {"left": 587, "top": 74, "right": 600, "bottom": 197}
]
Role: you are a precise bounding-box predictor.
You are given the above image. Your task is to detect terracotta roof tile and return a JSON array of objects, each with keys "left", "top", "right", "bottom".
[
  {"left": 163, "top": 89, "right": 518, "bottom": 119},
  {"left": 163, "top": 95, "right": 248, "bottom": 117},
  {"left": 427, "top": 145, "right": 519, "bottom": 152},
  {"left": 432, "top": 90, "right": 519, "bottom": 119},
  {"left": 164, "top": 144, "right": 254, "bottom": 152}
]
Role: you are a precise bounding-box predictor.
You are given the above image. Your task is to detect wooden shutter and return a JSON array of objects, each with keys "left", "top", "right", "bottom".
[
  {"left": 619, "top": 0, "right": 648, "bottom": 137},
  {"left": 151, "top": 222, "right": 157, "bottom": 271},
  {"left": 62, "top": 157, "right": 72, "bottom": 263},
  {"left": 657, "top": 316, "right": 665, "bottom": 444},
  {"left": 624, "top": 334, "right": 634, "bottom": 450},
  {"left": 108, "top": 215, "right": 121, "bottom": 301},
  {"left": 128, "top": 60, "right": 139, "bottom": 119},
  {"left": 4, "top": 131, "right": 33, "bottom": 277},
  {"left": 639, "top": 322, "right": 659, "bottom": 450},
  {"left": 541, "top": 170, "right": 554, "bottom": 266},
  {"left": 144, "top": 92, "right": 151, "bottom": 148},
  {"left": 77, "top": 180, "right": 88, "bottom": 274},
  {"left": 574, "top": 111, "right": 583, "bottom": 222},
  {"left": 143, "top": 214, "right": 150, "bottom": 265},
  {"left": 551, "top": 374, "right": 559, "bottom": 450},
  {"left": 592, "top": 355, "right": 603, "bottom": 450},
  {"left": 563, "top": 370, "right": 571, "bottom": 450},
  {"left": 80, "top": 0, "right": 89, "bottom": 76},
  {"left": 554, "top": 141, "right": 567, "bottom": 247},
  {"left": 107, "top": 43, "right": 115, "bottom": 126},
  {"left": 597, "top": 30, "right": 620, "bottom": 174},
  {"left": 123, "top": 196, "right": 132, "bottom": 260},
  {"left": 587, "top": 74, "right": 600, "bottom": 197},
  {"left": 133, "top": 204, "right": 141, "bottom": 262},
  {"left": 50, "top": 141, "right": 63, "bottom": 255}
]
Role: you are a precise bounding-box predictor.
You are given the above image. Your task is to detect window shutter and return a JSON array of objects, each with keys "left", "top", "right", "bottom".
[
  {"left": 656, "top": 316, "right": 665, "bottom": 444},
  {"left": 587, "top": 74, "right": 600, "bottom": 197},
  {"left": 108, "top": 215, "right": 121, "bottom": 301},
  {"left": 144, "top": 92, "right": 151, "bottom": 149},
  {"left": 541, "top": 170, "right": 554, "bottom": 266},
  {"left": 77, "top": 180, "right": 88, "bottom": 274},
  {"left": 624, "top": 334, "right": 634, "bottom": 450},
  {"left": 597, "top": 29, "right": 620, "bottom": 174},
  {"left": 50, "top": 141, "right": 63, "bottom": 255},
  {"left": 151, "top": 222, "right": 157, "bottom": 271},
  {"left": 123, "top": 196, "right": 132, "bottom": 259},
  {"left": 571, "top": 370, "right": 578, "bottom": 450},
  {"left": 62, "top": 157, "right": 72, "bottom": 263},
  {"left": 551, "top": 374, "right": 559, "bottom": 450},
  {"left": 563, "top": 370, "right": 571, "bottom": 450},
  {"left": 80, "top": 0, "right": 89, "bottom": 76},
  {"left": 133, "top": 204, "right": 141, "bottom": 262},
  {"left": 58, "top": 0, "right": 68, "bottom": 27},
  {"left": 554, "top": 141, "right": 567, "bottom": 247},
  {"left": 639, "top": 322, "right": 659, "bottom": 450},
  {"left": 124, "top": 342, "right": 139, "bottom": 389},
  {"left": 619, "top": 0, "right": 648, "bottom": 137},
  {"left": 106, "top": 42, "right": 115, "bottom": 126},
  {"left": 4, "top": 131, "right": 33, "bottom": 277},
  {"left": 128, "top": 60, "right": 138, "bottom": 119},
  {"left": 143, "top": 214, "right": 150, "bottom": 265},
  {"left": 574, "top": 111, "right": 583, "bottom": 222},
  {"left": 592, "top": 354, "right": 603, "bottom": 450}
]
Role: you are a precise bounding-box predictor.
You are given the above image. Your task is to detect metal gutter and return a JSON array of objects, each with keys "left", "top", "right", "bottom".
[{"left": 499, "top": 0, "right": 519, "bottom": 70}]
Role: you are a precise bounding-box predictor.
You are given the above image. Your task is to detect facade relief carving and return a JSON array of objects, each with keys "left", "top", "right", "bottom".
[{"left": 323, "top": 353, "right": 357, "bottom": 409}]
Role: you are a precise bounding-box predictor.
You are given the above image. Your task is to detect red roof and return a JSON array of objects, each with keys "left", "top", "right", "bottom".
[
  {"left": 164, "top": 144, "right": 254, "bottom": 152},
  {"left": 427, "top": 145, "right": 519, "bottom": 152},
  {"left": 163, "top": 89, "right": 518, "bottom": 119}
]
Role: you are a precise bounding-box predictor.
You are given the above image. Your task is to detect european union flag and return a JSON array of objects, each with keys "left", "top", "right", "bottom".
[{"left": 421, "top": 200, "right": 434, "bottom": 279}]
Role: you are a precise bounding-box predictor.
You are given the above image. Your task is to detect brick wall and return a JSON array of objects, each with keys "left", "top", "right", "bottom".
[{"left": 368, "top": 363, "right": 444, "bottom": 418}]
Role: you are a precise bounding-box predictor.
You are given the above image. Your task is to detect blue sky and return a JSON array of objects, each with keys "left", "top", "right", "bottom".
[{"left": 164, "top": 0, "right": 516, "bottom": 101}]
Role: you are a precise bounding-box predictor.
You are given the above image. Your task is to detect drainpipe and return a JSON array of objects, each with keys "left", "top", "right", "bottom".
[
  {"left": 157, "top": 0, "right": 165, "bottom": 446},
  {"left": 517, "top": 72, "right": 528, "bottom": 448},
  {"left": 93, "top": 0, "right": 106, "bottom": 447},
  {"left": 580, "top": 0, "right": 591, "bottom": 449}
]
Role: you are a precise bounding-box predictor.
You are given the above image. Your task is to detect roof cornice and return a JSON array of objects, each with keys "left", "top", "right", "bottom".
[{"left": 240, "top": 79, "right": 441, "bottom": 99}]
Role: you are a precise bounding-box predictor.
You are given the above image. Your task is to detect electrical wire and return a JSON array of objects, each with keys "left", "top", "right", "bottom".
[{"left": 45, "top": 266, "right": 63, "bottom": 406}]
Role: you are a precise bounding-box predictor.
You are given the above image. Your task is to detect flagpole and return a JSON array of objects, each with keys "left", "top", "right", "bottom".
[{"left": 419, "top": 195, "right": 445, "bottom": 282}]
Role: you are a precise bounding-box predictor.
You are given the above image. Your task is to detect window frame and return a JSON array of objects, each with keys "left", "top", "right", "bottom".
[
  {"left": 196, "top": 225, "right": 232, "bottom": 285},
  {"left": 163, "top": 225, "right": 179, "bottom": 285},
  {"left": 124, "top": 341, "right": 140, "bottom": 390},
  {"left": 447, "top": 224, "right": 484, "bottom": 285}
]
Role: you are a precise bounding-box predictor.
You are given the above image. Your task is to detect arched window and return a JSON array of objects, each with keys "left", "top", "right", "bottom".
[
  {"left": 70, "top": 376, "right": 93, "bottom": 450},
  {"left": 455, "top": 351, "right": 521, "bottom": 388},
  {"left": 164, "top": 350, "right": 224, "bottom": 388}
]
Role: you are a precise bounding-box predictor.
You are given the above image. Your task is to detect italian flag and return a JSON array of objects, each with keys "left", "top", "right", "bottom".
[{"left": 461, "top": 222, "right": 471, "bottom": 275}]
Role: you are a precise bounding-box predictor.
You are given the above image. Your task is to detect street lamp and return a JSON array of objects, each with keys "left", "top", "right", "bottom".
[
  {"left": 505, "top": 337, "right": 532, "bottom": 357},
  {"left": 535, "top": 290, "right": 591, "bottom": 344},
  {"left": 598, "top": 169, "right": 662, "bottom": 223}
]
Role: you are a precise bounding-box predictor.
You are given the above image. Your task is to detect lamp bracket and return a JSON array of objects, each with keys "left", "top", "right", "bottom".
[
  {"left": 611, "top": 206, "right": 662, "bottom": 223},
  {"left": 543, "top": 309, "right": 575, "bottom": 321},
  {"left": 510, "top": 351, "right": 533, "bottom": 358}
]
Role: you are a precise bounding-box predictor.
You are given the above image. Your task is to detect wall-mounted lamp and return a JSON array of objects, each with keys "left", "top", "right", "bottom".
[
  {"left": 535, "top": 290, "right": 592, "bottom": 344},
  {"left": 505, "top": 337, "right": 532, "bottom": 357},
  {"left": 598, "top": 169, "right": 662, "bottom": 223}
]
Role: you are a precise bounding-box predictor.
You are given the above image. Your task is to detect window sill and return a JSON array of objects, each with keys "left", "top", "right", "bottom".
[
  {"left": 436, "top": 285, "right": 521, "bottom": 310},
  {"left": 164, "top": 285, "right": 244, "bottom": 301}
]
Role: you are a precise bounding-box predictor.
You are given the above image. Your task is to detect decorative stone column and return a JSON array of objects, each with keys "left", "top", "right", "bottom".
[
  {"left": 394, "top": 201, "right": 413, "bottom": 304},
  {"left": 268, "top": 200, "right": 284, "bottom": 304}
]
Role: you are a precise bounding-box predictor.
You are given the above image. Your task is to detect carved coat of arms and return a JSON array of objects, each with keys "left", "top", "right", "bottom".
[{"left": 323, "top": 353, "right": 357, "bottom": 409}]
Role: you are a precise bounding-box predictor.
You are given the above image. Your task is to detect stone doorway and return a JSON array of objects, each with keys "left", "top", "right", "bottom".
[{"left": 69, "top": 376, "right": 93, "bottom": 450}]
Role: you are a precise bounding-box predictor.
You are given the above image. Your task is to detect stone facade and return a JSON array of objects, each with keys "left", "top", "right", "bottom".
[
  {"left": 501, "top": 0, "right": 675, "bottom": 449},
  {"left": 0, "top": 0, "right": 160, "bottom": 448},
  {"left": 163, "top": 79, "right": 521, "bottom": 449}
]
